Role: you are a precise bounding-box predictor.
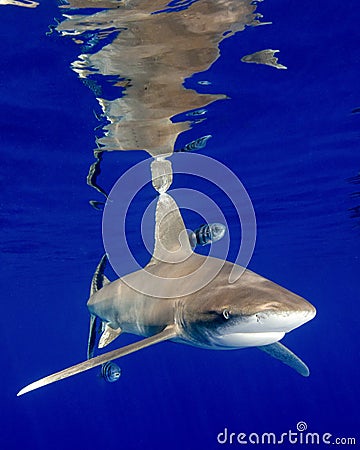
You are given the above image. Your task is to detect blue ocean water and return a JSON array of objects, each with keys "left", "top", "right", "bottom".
[{"left": 1, "top": 1, "right": 359, "bottom": 449}]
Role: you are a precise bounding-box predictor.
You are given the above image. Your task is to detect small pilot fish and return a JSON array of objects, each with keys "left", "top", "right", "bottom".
[
  {"left": 89, "top": 200, "right": 105, "bottom": 211},
  {"left": 176, "top": 134, "right": 212, "bottom": 153},
  {"left": 101, "top": 362, "right": 121, "bottom": 383},
  {"left": 186, "top": 108, "right": 207, "bottom": 117},
  {"left": 189, "top": 223, "right": 226, "bottom": 247}
]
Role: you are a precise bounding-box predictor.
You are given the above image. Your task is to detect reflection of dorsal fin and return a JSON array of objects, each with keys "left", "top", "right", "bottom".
[
  {"left": 150, "top": 193, "right": 193, "bottom": 265},
  {"left": 258, "top": 342, "right": 310, "bottom": 377}
]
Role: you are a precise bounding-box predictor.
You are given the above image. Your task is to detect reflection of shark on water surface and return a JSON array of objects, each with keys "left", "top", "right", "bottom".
[{"left": 18, "top": 194, "right": 316, "bottom": 396}]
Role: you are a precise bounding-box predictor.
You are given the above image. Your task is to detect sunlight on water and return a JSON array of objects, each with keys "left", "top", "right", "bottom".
[{"left": 55, "top": 0, "right": 264, "bottom": 157}]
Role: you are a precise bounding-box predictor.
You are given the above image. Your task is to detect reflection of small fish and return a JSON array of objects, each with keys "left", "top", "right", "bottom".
[
  {"left": 198, "top": 80, "right": 212, "bottom": 85},
  {"left": 101, "top": 362, "right": 121, "bottom": 383},
  {"left": 351, "top": 107, "right": 360, "bottom": 114},
  {"left": 186, "top": 108, "right": 207, "bottom": 117},
  {"left": 189, "top": 223, "right": 226, "bottom": 247},
  {"left": 89, "top": 200, "right": 105, "bottom": 211},
  {"left": 176, "top": 134, "right": 212, "bottom": 153}
]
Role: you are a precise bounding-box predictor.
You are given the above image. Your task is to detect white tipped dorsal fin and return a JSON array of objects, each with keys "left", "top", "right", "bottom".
[
  {"left": 150, "top": 193, "right": 193, "bottom": 265},
  {"left": 258, "top": 342, "right": 310, "bottom": 377},
  {"left": 98, "top": 323, "right": 122, "bottom": 349}
]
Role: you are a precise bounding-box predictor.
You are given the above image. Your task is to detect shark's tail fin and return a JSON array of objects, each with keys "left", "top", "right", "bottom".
[
  {"left": 90, "top": 254, "right": 110, "bottom": 297},
  {"left": 258, "top": 342, "right": 310, "bottom": 377}
]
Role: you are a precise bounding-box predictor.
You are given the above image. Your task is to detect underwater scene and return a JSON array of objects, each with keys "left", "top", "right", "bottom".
[{"left": 1, "top": 0, "right": 359, "bottom": 449}]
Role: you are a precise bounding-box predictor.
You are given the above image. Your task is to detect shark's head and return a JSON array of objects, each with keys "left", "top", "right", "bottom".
[{"left": 178, "top": 265, "right": 316, "bottom": 349}]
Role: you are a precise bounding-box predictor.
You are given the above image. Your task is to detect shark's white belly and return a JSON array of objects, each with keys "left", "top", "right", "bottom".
[{"left": 209, "top": 331, "right": 285, "bottom": 349}]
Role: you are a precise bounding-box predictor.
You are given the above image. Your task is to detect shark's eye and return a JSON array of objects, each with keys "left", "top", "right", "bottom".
[{"left": 223, "top": 309, "right": 231, "bottom": 320}]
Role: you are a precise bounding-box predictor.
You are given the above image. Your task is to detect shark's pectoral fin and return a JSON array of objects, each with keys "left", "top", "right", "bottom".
[
  {"left": 98, "top": 323, "right": 122, "bottom": 349},
  {"left": 17, "top": 325, "right": 178, "bottom": 397},
  {"left": 257, "top": 342, "right": 310, "bottom": 377}
]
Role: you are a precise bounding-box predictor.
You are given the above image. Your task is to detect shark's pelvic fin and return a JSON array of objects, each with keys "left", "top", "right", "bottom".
[
  {"left": 17, "top": 325, "right": 178, "bottom": 397},
  {"left": 98, "top": 323, "right": 122, "bottom": 349},
  {"left": 257, "top": 342, "right": 310, "bottom": 377}
]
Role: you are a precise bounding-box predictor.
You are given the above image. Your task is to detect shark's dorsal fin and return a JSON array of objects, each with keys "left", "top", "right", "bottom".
[
  {"left": 17, "top": 325, "right": 178, "bottom": 396},
  {"left": 257, "top": 342, "right": 310, "bottom": 377},
  {"left": 149, "top": 193, "right": 193, "bottom": 266}
]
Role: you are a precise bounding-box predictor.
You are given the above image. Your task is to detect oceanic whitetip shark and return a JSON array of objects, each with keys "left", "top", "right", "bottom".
[{"left": 17, "top": 193, "right": 316, "bottom": 396}]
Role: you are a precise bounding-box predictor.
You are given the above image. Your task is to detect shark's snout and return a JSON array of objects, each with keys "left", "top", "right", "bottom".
[
  {"left": 250, "top": 296, "right": 317, "bottom": 332},
  {"left": 250, "top": 306, "right": 316, "bottom": 332}
]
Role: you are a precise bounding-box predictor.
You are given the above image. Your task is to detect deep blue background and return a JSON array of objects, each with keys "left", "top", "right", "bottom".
[{"left": 1, "top": 1, "right": 359, "bottom": 449}]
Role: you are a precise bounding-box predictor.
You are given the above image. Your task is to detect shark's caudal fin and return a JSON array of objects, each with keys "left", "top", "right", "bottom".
[
  {"left": 17, "top": 325, "right": 178, "bottom": 397},
  {"left": 90, "top": 254, "right": 111, "bottom": 296},
  {"left": 257, "top": 342, "right": 310, "bottom": 377}
]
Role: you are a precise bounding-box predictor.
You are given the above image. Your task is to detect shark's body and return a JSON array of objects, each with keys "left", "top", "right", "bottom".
[
  {"left": 89, "top": 254, "right": 315, "bottom": 351},
  {"left": 18, "top": 193, "right": 316, "bottom": 396}
]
